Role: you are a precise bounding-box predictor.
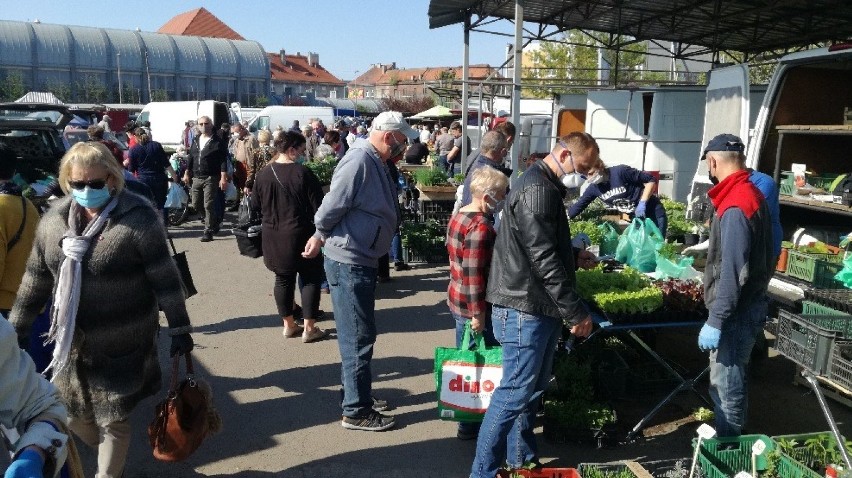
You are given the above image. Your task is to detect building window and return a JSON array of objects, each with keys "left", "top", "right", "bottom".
[{"left": 181, "top": 77, "right": 204, "bottom": 101}]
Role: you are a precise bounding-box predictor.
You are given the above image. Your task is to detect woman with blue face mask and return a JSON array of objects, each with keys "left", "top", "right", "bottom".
[
  {"left": 7, "top": 142, "right": 194, "bottom": 478},
  {"left": 567, "top": 159, "right": 668, "bottom": 238}
]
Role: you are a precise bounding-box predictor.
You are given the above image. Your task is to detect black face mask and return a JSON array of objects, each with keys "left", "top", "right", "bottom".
[{"left": 709, "top": 175, "right": 719, "bottom": 186}]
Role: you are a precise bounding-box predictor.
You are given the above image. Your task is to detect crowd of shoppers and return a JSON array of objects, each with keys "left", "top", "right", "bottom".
[{"left": 1, "top": 103, "right": 775, "bottom": 478}]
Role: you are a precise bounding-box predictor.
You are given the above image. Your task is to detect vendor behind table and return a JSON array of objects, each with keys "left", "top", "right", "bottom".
[{"left": 568, "top": 161, "right": 668, "bottom": 238}]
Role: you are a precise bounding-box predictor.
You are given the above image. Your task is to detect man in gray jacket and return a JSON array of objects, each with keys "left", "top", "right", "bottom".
[{"left": 303, "top": 111, "right": 418, "bottom": 432}]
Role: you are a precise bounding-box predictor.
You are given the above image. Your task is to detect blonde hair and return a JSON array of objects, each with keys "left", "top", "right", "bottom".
[
  {"left": 469, "top": 166, "right": 508, "bottom": 199},
  {"left": 58, "top": 142, "right": 126, "bottom": 195},
  {"left": 257, "top": 129, "right": 271, "bottom": 145}
]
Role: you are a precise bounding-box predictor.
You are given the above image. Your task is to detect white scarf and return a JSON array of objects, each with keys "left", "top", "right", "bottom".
[{"left": 44, "top": 197, "right": 118, "bottom": 378}]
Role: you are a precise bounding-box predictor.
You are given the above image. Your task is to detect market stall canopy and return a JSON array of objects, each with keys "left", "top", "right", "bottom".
[
  {"left": 428, "top": 0, "right": 852, "bottom": 58},
  {"left": 411, "top": 105, "right": 455, "bottom": 118}
]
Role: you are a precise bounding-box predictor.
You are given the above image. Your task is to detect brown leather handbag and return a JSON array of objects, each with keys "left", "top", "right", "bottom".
[{"left": 148, "top": 353, "right": 221, "bottom": 462}]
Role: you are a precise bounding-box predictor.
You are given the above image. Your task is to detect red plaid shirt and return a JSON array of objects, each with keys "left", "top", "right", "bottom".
[{"left": 446, "top": 212, "right": 496, "bottom": 318}]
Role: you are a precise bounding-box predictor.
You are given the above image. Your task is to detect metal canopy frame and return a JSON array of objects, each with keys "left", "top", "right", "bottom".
[
  {"left": 428, "top": 0, "right": 852, "bottom": 175},
  {"left": 429, "top": 0, "right": 852, "bottom": 61}
]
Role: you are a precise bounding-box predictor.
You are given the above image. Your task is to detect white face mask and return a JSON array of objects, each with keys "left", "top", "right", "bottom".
[
  {"left": 587, "top": 171, "right": 607, "bottom": 185},
  {"left": 552, "top": 152, "right": 586, "bottom": 188},
  {"left": 483, "top": 194, "right": 505, "bottom": 214}
]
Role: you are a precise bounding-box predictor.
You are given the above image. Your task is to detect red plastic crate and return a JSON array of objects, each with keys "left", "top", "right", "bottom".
[{"left": 496, "top": 468, "right": 580, "bottom": 478}]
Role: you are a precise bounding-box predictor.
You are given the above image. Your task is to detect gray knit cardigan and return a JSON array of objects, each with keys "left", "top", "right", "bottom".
[{"left": 10, "top": 191, "right": 192, "bottom": 424}]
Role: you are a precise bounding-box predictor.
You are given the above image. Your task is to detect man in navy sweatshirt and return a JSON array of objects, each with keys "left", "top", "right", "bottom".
[{"left": 698, "top": 133, "right": 774, "bottom": 437}]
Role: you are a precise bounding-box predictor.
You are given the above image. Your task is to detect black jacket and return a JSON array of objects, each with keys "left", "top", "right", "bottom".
[
  {"left": 188, "top": 134, "right": 227, "bottom": 179},
  {"left": 486, "top": 161, "right": 587, "bottom": 325}
]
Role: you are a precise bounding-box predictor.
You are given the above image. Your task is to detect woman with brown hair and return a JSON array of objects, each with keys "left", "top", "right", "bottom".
[
  {"left": 250, "top": 131, "right": 328, "bottom": 343},
  {"left": 244, "top": 129, "right": 276, "bottom": 195},
  {"left": 127, "top": 127, "right": 179, "bottom": 214}
]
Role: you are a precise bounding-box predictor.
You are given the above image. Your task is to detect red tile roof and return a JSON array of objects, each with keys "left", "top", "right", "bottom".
[
  {"left": 352, "top": 64, "right": 499, "bottom": 86},
  {"left": 268, "top": 53, "right": 344, "bottom": 86},
  {"left": 157, "top": 7, "right": 245, "bottom": 40}
]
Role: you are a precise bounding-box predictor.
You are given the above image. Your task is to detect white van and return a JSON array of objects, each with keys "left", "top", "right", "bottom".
[
  {"left": 246, "top": 106, "right": 335, "bottom": 134},
  {"left": 686, "top": 45, "right": 852, "bottom": 293},
  {"left": 138, "top": 100, "right": 236, "bottom": 151}
]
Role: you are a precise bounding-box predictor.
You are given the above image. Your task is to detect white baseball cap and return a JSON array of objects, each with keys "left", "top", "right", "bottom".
[{"left": 371, "top": 111, "right": 419, "bottom": 140}]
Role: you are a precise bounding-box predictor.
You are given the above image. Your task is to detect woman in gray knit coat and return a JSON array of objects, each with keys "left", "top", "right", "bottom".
[{"left": 9, "top": 142, "right": 194, "bottom": 478}]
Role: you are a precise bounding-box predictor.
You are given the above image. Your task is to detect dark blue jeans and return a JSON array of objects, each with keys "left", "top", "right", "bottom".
[
  {"left": 453, "top": 311, "right": 498, "bottom": 436},
  {"left": 325, "top": 257, "right": 378, "bottom": 418},
  {"left": 709, "top": 302, "right": 766, "bottom": 437},
  {"left": 470, "top": 305, "right": 562, "bottom": 478},
  {"left": 389, "top": 232, "right": 403, "bottom": 263}
]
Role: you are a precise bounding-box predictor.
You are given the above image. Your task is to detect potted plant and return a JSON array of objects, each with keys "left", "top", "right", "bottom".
[
  {"left": 413, "top": 167, "right": 454, "bottom": 201},
  {"left": 304, "top": 157, "right": 338, "bottom": 193}
]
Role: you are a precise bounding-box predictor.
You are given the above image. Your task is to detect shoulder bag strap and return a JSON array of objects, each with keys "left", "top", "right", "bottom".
[
  {"left": 270, "top": 163, "right": 308, "bottom": 225},
  {"left": 7, "top": 195, "right": 27, "bottom": 252}
]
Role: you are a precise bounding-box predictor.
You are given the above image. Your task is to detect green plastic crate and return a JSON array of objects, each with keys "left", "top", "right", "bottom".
[
  {"left": 786, "top": 250, "right": 844, "bottom": 288},
  {"left": 775, "top": 310, "right": 852, "bottom": 374},
  {"left": 780, "top": 171, "right": 794, "bottom": 196},
  {"left": 772, "top": 432, "right": 852, "bottom": 478},
  {"left": 577, "top": 463, "right": 640, "bottom": 478},
  {"left": 802, "top": 300, "right": 847, "bottom": 316},
  {"left": 809, "top": 173, "right": 842, "bottom": 192},
  {"left": 693, "top": 435, "right": 775, "bottom": 478},
  {"left": 827, "top": 341, "right": 852, "bottom": 391}
]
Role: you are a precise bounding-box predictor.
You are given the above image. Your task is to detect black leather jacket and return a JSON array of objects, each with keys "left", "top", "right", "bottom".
[
  {"left": 188, "top": 134, "right": 228, "bottom": 179},
  {"left": 486, "top": 161, "right": 587, "bottom": 325}
]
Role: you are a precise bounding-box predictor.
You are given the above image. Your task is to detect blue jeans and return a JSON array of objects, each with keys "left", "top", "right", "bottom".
[
  {"left": 325, "top": 257, "right": 378, "bottom": 418},
  {"left": 470, "top": 306, "right": 562, "bottom": 478},
  {"left": 453, "top": 311, "right": 499, "bottom": 436},
  {"left": 389, "top": 232, "right": 403, "bottom": 263},
  {"left": 708, "top": 303, "right": 765, "bottom": 437}
]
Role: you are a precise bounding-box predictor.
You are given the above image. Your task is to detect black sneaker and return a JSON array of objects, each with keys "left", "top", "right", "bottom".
[
  {"left": 394, "top": 262, "right": 411, "bottom": 271},
  {"left": 341, "top": 411, "right": 395, "bottom": 431},
  {"left": 200, "top": 232, "right": 213, "bottom": 242},
  {"left": 456, "top": 429, "right": 479, "bottom": 441}
]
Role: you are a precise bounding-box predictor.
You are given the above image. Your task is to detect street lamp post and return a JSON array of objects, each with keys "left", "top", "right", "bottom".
[{"left": 117, "top": 52, "right": 123, "bottom": 103}]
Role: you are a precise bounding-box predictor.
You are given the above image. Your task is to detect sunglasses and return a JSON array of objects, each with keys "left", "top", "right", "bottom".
[{"left": 68, "top": 178, "right": 108, "bottom": 190}]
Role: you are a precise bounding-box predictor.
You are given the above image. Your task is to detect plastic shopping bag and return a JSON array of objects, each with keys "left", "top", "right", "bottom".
[
  {"left": 236, "top": 195, "right": 260, "bottom": 227},
  {"left": 598, "top": 222, "right": 620, "bottom": 256},
  {"left": 835, "top": 253, "right": 852, "bottom": 289},
  {"left": 655, "top": 252, "right": 699, "bottom": 280},
  {"left": 434, "top": 324, "right": 502, "bottom": 422},
  {"left": 615, "top": 218, "right": 664, "bottom": 272},
  {"left": 164, "top": 182, "right": 187, "bottom": 209},
  {"left": 224, "top": 181, "right": 238, "bottom": 202}
]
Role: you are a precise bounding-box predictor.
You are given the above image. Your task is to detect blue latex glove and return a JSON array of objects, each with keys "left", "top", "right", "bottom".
[
  {"left": 635, "top": 200, "right": 648, "bottom": 218},
  {"left": 698, "top": 323, "right": 721, "bottom": 351},
  {"left": 5, "top": 449, "right": 45, "bottom": 478}
]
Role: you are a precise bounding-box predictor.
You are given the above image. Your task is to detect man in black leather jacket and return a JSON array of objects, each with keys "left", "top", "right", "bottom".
[{"left": 470, "top": 132, "right": 598, "bottom": 478}]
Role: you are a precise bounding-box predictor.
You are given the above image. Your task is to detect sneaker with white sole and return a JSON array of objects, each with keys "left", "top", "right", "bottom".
[
  {"left": 302, "top": 327, "right": 328, "bottom": 343},
  {"left": 283, "top": 325, "right": 304, "bottom": 338},
  {"left": 341, "top": 411, "right": 395, "bottom": 431}
]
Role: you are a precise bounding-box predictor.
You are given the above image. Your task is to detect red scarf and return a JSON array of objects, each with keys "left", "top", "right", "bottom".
[{"left": 708, "top": 169, "right": 763, "bottom": 219}]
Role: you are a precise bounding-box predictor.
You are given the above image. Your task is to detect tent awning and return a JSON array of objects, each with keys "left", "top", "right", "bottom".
[{"left": 428, "top": 0, "right": 852, "bottom": 58}]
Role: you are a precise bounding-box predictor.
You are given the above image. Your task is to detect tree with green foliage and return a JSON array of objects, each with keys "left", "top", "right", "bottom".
[
  {"left": 76, "top": 75, "right": 108, "bottom": 103},
  {"left": 1, "top": 71, "right": 27, "bottom": 102},
  {"left": 44, "top": 79, "right": 71, "bottom": 103},
  {"left": 523, "top": 31, "right": 661, "bottom": 97},
  {"left": 254, "top": 95, "right": 270, "bottom": 107},
  {"left": 150, "top": 88, "right": 169, "bottom": 102}
]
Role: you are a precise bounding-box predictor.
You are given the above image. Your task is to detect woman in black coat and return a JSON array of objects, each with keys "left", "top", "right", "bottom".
[{"left": 250, "top": 131, "right": 327, "bottom": 343}]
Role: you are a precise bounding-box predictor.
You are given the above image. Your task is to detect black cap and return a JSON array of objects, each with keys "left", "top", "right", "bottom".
[{"left": 703, "top": 133, "right": 745, "bottom": 155}]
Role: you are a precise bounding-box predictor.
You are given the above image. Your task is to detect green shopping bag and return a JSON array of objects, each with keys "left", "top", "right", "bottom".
[
  {"left": 434, "top": 323, "right": 503, "bottom": 422},
  {"left": 598, "top": 222, "right": 619, "bottom": 256},
  {"left": 615, "top": 218, "right": 664, "bottom": 272}
]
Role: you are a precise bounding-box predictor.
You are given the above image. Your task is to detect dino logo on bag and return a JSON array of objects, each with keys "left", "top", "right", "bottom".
[{"left": 439, "top": 362, "right": 502, "bottom": 413}]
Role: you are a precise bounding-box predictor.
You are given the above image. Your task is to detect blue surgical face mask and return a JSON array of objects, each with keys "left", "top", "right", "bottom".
[{"left": 72, "top": 186, "right": 112, "bottom": 209}]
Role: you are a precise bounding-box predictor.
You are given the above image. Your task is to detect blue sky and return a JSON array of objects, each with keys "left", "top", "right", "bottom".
[{"left": 4, "top": 0, "right": 517, "bottom": 80}]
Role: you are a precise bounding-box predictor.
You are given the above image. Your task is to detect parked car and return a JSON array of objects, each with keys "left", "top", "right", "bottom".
[{"left": 0, "top": 103, "right": 71, "bottom": 183}]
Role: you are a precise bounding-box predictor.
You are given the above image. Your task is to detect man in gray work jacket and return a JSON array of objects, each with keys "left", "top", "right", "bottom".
[
  {"left": 303, "top": 111, "right": 418, "bottom": 432},
  {"left": 698, "top": 133, "right": 774, "bottom": 437}
]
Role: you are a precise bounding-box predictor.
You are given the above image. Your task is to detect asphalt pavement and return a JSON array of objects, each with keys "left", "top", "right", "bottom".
[{"left": 72, "top": 214, "right": 852, "bottom": 477}]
